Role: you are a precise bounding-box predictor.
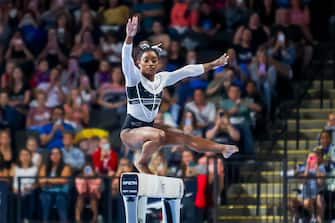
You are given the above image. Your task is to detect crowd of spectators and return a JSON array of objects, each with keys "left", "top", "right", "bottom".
[
  {"left": 289, "top": 113, "right": 335, "bottom": 223},
  {"left": 0, "top": 0, "right": 323, "bottom": 222}
]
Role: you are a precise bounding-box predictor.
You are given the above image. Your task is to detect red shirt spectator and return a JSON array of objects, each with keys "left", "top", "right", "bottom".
[
  {"left": 170, "top": 1, "right": 198, "bottom": 28},
  {"left": 92, "top": 137, "right": 118, "bottom": 175}
]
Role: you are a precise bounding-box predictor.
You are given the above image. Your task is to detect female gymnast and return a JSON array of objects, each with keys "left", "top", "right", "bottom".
[{"left": 120, "top": 16, "right": 239, "bottom": 173}]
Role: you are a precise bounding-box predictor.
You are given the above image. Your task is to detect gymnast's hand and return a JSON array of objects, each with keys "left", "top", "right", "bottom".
[
  {"left": 203, "top": 53, "right": 230, "bottom": 72},
  {"left": 126, "top": 16, "right": 138, "bottom": 37},
  {"left": 212, "top": 53, "right": 229, "bottom": 67}
]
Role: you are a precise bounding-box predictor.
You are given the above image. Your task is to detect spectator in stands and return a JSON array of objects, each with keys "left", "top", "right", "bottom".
[
  {"left": 79, "top": 74, "right": 95, "bottom": 105},
  {"left": 26, "top": 90, "right": 51, "bottom": 131},
  {"left": 185, "top": 88, "right": 216, "bottom": 136},
  {"left": 206, "top": 110, "right": 240, "bottom": 145},
  {"left": 38, "top": 28, "right": 67, "bottom": 67},
  {"left": 272, "top": 8, "right": 304, "bottom": 44},
  {"left": 11, "top": 148, "right": 38, "bottom": 222},
  {"left": 324, "top": 112, "right": 335, "bottom": 145},
  {"left": 92, "top": 136, "right": 118, "bottom": 176},
  {"left": 39, "top": 147, "right": 71, "bottom": 223},
  {"left": 255, "top": 0, "right": 276, "bottom": 26},
  {"left": 73, "top": 2, "right": 97, "bottom": 25},
  {"left": 94, "top": 60, "right": 111, "bottom": 89},
  {"left": 96, "top": 66, "right": 127, "bottom": 124},
  {"left": 26, "top": 136, "right": 42, "bottom": 167},
  {"left": 64, "top": 88, "right": 89, "bottom": 130},
  {"left": 75, "top": 159, "right": 102, "bottom": 223},
  {"left": 62, "top": 131, "right": 85, "bottom": 174},
  {"left": 71, "top": 30, "right": 101, "bottom": 77},
  {"left": 206, "top": 66, "right": 235, "bottom": 103},
  {"left": 197, "top": 151, "right": 225, "bottom": 204},
  {"left": 167, "top": 40, "right": 185, "bottom": 71},
  {"left": 244, "top": 80, "right": 265, "bottom": 134},
  {"left": 149, "top": 151, "right": 168, "bottom": 175},
  {"left": 248, "top": 12, "right": 270, "bottom": 50},
  {"left": 180, "top": 150, "right": 198, "bottom": 223},
  {"left": 169, "top": 0, "right": 198, "bottom": 38},
  {"left": 5, "top": 30, "right": 34, "bottom": 65},
  {"left": 0, "top": 90, "right": 20, "bottom": 129},
  {"left": 0, "top": 130, "right": 12, "bottom": 171},
  {"left": 75, "top": 10, "right": 99, "bottom": 42},
  {"left": 36, "top": 67, "right": 67, "bottom": 108},
  {"left": 133, "top": 0, "right": 165, "bottom": 33},
  {"left": 318, "top": 130, "right": 335, "bottom": 162},
  {"left": 61, "top": 56, "right": 83, "bottom": 90},
  {"left": 149, "top": 20, "right": 171, "bottom": 50},
  {"left": 289, "top": 150, "right": 325, "bottom": 223},
  {"left": 40, "top": 106, "right": 74, "bottom": 150},
  {"left": 8, "top": 66, "right": 31, "bottom": 112},
  {"left": 222, "top": 0, "right": 249, "bottom": 34},
  {"left": 99, "top": 0, "right": 129, "bottom": 32},
  {"left": 191, "top": 1, "right": 223, "bottom": 49},
  {"left": 30, "top": 59, "right": 50, "bottom": 88},
  {"left": 289, "top": 0, "right": 313, "bottom": 42},
  {"left": 249, "top": 47, "right": 277, "bottom": 116},
  {"left": 220, "top": 84, "right": 257, "bottom": 154},
  {"left": 55, "top": 13, "right": 73, "bottom": 54},
  {"left": 1, "top": 60, "right": 15, "bottom": 89},
  {"left": 233, "top": 26, "right": 254, "bottom": 74},
  {"left": 100, "top": 31, "right": 123, "bottom": 65},
  {"left": 272, "top": 24, "right": 297, "bottom": 59},
  {"left": 0, "top": 153, "right": 9, "bottom": 177}
]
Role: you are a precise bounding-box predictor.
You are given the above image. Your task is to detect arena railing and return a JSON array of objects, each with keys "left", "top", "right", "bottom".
[{"left": 0, "top": 174, "right": 217, "bottom": 223}]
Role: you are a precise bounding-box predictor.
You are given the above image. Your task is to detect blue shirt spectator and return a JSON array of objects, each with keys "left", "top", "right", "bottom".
[
  {"left": 62, "top": 131, "right": 85, "bottom": 171},
  {"left": 40, "top": 106, "right": 74, "bottom": 150}
]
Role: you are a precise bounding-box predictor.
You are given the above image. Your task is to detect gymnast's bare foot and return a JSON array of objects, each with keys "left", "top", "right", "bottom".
[{"left": 221, "top": 145, "right": 239, "bottom": 158}]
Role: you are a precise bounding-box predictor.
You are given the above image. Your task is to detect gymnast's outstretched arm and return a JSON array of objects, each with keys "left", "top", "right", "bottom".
[
  {"left": 121, "top": 17, "right": 141, "bottom": 86},
  {"left": 162, "top": 53, "right": 230, "bottom": 87}
]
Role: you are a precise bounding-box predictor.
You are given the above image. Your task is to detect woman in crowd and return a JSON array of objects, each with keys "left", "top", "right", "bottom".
[
  {"left": 39, "top": 147, "right": 71, "bottom": 223},
  {"left": 64, "top": 88, "right": 89, "bottom": 130},
  {"left": 75, "top": 158, "right": 102, "bottom": 223},
  {"left": 11, "top": 149, "right": 38, "bottom": 222},
  {"left": 0, "top": 130, "right": 13, "bottom": 171},
  {"left": 8, "top": 66, "right": 31, "bottom": 113}
]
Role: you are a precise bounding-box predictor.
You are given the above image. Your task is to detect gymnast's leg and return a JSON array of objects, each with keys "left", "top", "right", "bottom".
[
  {"left": 120, "top": 127, "right": 166, "bottom": 174},
  {"left": 154, "top": 124, "right": 238, "bottom": 157}
]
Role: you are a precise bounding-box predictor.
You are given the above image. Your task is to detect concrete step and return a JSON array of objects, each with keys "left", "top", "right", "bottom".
[
  {"left": 233, "top": 183, "right": 298, "bottom": 194},
  {"left": 225, "top": 191, "right": 297, "bottom": 205},
  {"left": 311, "top": 80, "right": 335, "bottom": 89},
  {"left": 307, "top": 89, "right": 335, "bottom": 99},
  {"left": 286, "top": 128, "right": 322, "bottom": 140},
  {"left": 276, "top": 140, "right": 318, "bottom": 150},
  {"left": 219, "top": 205, "right": 279, "bottom": 216},
  {"left": 299, "top": 99, "right": 333, "bottom": 108},
  {"left": 261, "top": 150, "right": 310, "bottom": 162},
  {"left": 237, "top": 160, "right": 299, "bottom": 171},
  {"left": 218, "top": 215, "right": 282, "bottom": 223},
  {"left": 291, "top": 108, "right": 333, "bottom": 119},
  {"left": 239, "top": 170, "right": 304, "bottom": 183},
  {"left": 287, "top": 119, "right": 326, "bottom": 130}
]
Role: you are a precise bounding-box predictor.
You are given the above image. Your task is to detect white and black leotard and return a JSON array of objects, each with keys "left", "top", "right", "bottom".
[{"left": 121, "top": 43, "right": 205, "bottom": 130}]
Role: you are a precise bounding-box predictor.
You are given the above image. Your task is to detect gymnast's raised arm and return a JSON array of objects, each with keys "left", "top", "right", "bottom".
[
  {"left": 162, "top": 53, "right": 230, "bottom": 87},
  {"left": 122, "top": 16, "right": 141, "bottom": 86}
]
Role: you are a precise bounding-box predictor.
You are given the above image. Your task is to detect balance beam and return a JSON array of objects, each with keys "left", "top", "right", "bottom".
[{"left": 120, "top": 172, "right": 184, "bottom": 223}]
